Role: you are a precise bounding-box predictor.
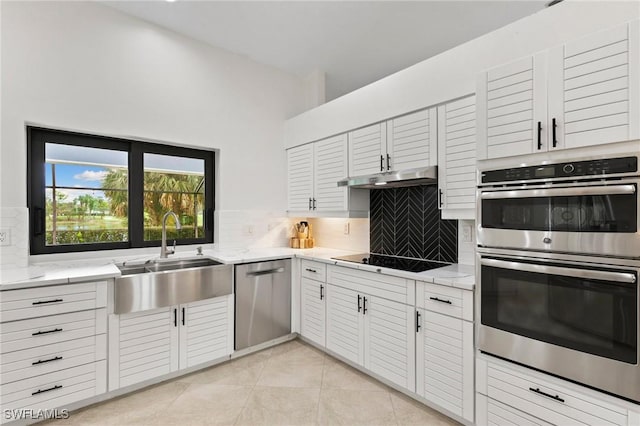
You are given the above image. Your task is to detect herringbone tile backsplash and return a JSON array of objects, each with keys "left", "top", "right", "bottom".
[{"left": 370, "top": 186, "right": 458, "bottom": 263}]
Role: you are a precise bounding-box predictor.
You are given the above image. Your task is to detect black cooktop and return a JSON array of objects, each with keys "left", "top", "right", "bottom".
[{"left": 332, "top": 253, "right": 449, "bottom": 273}]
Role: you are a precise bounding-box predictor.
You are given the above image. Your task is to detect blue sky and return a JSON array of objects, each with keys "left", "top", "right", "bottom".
[{"left": 46, "top": 163, "right": 110, "bottom": 189}]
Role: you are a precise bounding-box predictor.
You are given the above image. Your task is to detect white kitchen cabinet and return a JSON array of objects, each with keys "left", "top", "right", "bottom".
[
  {"left": 348, "top": 110, "right": 437, "bottom": 176},
  {"left": 349, "top": 122, "right": 387, "bottom": 176},
  {"left": 387, "top": 108, "right": 438, "bottom": 171},
  {"left": 326, "top": 266, "right": 416, "bottom": 392},
  {"left": 476, "top": 354, "right": 640, "bottom": 426},
  {"left": 300, "top": 259, "right": 327, "bottom": 348},
  {"left": 178, "top": 295, "right": 234, "bottom": 369},
  {"left": 287, "top": 135, "right": 368, "bottom": 216},
  {"left": 415, "top": 280, "right": 474, "bottom": 422},
  {"left": 109, "top": 295, "right": 233, "bottom": 390},
  {"left": 477, "top": 20, "right": 639, "bottom": 160},
  {"left": 437, "top": 95, "right": 477, "bottom": 219}
]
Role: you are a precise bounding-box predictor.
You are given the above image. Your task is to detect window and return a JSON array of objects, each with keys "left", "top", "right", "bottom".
[{"left": 28, "top": 127, "right": 214, "bottom": 254}]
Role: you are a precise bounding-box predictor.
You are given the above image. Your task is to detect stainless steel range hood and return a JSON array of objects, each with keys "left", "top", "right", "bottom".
[{"left": 337, "top": 166, "right": 438, "bottom": 189}]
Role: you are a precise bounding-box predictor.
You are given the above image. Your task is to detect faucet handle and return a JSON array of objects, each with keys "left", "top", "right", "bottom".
[
  {"left": 196, "top": 246, "right": 203, "bottom": 256},
  {"left": 171, "top": 240, "right": 177, "bottom": 255}
]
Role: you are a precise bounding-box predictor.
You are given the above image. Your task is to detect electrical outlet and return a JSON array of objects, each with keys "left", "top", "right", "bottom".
[
  {"left": 0, "top": 228, "right": 11, "bottom": 246},
  {"left": 343, "top": 222, "right": 350, "bottom": 235},
  {"left": 244, "top": 225, "right": 254, "bottom": 236},
  {"left": 462, "top": 225, "right": 472, "bottom": 243}
]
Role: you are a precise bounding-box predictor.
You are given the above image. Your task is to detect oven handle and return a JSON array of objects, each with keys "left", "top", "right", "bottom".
[
  {"left": 480, "top": 184, "right": 635, "bottom": 199},
  {"left": 481, "top": 258, "right": 637, "bottom": 284}
]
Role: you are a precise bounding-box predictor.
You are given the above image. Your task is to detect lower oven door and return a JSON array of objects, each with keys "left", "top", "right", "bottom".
[
  {"left": 477, "top": 179, "right": 639, "bottom": 257},
  {"left": 478, "top": 251, "right": 640, "bottom": 402}
]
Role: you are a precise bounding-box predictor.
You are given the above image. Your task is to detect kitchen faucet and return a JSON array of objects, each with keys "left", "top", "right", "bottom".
[{"left": 160, "top": 211, "right": 182, "bottom": 258}]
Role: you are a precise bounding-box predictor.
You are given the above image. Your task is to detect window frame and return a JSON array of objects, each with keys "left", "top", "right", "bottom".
[{"left": 27, "top": 126, "right": 215, "bottom": 255}]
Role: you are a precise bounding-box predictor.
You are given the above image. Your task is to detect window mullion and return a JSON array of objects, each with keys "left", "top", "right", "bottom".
[{"left": 129, "top": 145, "right": 144, "bottom": 247}]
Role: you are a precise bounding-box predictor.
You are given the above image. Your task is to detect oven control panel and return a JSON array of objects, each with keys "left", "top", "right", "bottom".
[{"left": 481, "top": 156, "right": 638, "bottom": 184}]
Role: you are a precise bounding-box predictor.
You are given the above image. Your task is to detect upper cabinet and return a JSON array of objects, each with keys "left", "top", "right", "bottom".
[
  {"left": 348, "top": 122, "right": 387, "bottom": 176},
  {"left": 349, "top": 108, "right": 437, "bottom": 175},
  {"left": 477, "top": 20, "right": 639, "bottom": 160},
  {"left": 437, "top": 95, "right": 477, "bottom": 220},
  {"left": 287, "top": 135, "right": 368, "bottom": 217}
]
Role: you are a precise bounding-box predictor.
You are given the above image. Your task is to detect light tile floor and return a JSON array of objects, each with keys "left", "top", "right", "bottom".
[{"left": 45, "top": 339, "right": 460, "bottom": 426}]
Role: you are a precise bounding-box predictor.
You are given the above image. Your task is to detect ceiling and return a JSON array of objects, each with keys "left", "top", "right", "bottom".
[{"left": 105, "top": 1, "right": 547, "bottom": 101}]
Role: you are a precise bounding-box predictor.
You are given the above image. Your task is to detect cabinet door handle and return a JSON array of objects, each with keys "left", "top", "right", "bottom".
[
  {"left": 529, "top": 387, "right": 565, "bottom": 403},
  {"left": 32, "top": 299, "right": 63, "bottom": 305},
  {"left": 182, "top": 307, "right": 186, "bottom": 326},
  {"left": 438, "top": 189, "right": 444, "bottom": 208},
  {"left": 380, "top": 155, "right": 384, "bottom": 172},
  {"left": 32, "top": 328, "right": 63, "bottom": 336},
  {"left": 416, "top": 311, "right": 421, "bottom": 333},
  {"left": 386, "top": 154, "right": 391, "bottom": 171},
  {"left": 430, "top": 296, "right": 452, "bottom": 305},
  {"left": 32, "top": 384, "right": 62, "bottom": 396},
  {"left": 308, "top": 198, "right": 312, "bottom": 210},
  {"left": 357, "top": 294, "right": 362, "bottom": 312},
  {"left": 32, "top": 356, "right": 63, "bottom": 366},
  {"left": 305, "top": 268, "right": 317, "bottom": 273},
  {"left": 313, "top": 198, "right": 317, "bottom": 210},
  {"left": 537, "top": 121, "right": 542, "bottom": 150},
  {"left": 552, "top": 118, "right": 558, "bottom": 148},
  {"left": 320, "top": 284, "right": 324, "bottom": 300},
  {"left": 363, "top": 297, "right": 368, "bottom": 315},
  {"left": 174, "top": 308, "right": 177, "bottom": 327}
]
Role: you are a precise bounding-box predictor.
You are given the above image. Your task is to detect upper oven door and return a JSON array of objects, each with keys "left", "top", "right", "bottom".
[{"left": 477, "top": 179, "right": 639, "bottom": 257}]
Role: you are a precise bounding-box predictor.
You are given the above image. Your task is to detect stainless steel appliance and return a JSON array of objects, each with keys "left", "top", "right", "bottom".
[
  {"left": 477, "top": 144, "right": 640, "bottom": 402},
  {"left": 235, "top": 259, "right": 291, "bottom": 350},
  {"left": 477, "top": 247, "right": 640, "bottom": 402},
  {"left": 337, "top": 166, "right": 437, "bottom": 189},
  {"left": 332, "top": 253, "right": 450, "bottom": 272},
  {"left": 477, "top": 154, "right": 639, "bottom": 258}
]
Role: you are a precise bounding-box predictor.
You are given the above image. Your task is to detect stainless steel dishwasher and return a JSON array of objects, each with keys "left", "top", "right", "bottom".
[{"left": 235, "top": 259, "right": 291, "bottom": 350}]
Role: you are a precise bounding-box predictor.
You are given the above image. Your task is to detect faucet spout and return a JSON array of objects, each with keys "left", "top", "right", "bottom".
[{"left": 160, "top": 211, "right": 182, "bottom": 258}]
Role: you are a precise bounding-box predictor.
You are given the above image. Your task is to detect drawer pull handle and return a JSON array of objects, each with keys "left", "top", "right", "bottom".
[
  {"left": 32, "top": 299, "right": 63, "bottom": 305},
  {"left": 32, "top": 356, "right": 63, "bottom": 365},
  {"left": 32, "top": 328, "right": 63, "bottom": 336},
  {"left": 529, "top": 387, "right": 565, "bottom": 403},
  {"left": 429, "top": 297, "right": 452, "bottom": 305},
  {"left": 305, "top": 268, "right": 317, "bottom": 273},
  {"left": 32, "top": 384, "right": 62, "bottom": 396}
]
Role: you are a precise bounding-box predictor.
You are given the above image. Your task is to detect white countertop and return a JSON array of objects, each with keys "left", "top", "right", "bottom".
[{"left": 0, "top": 246, "right": 475, "bottom": 291}]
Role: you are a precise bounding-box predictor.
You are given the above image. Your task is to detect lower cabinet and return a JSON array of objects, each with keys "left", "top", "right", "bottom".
[
  {"left": 300, "top": 277, "right": 326, "bottom": 347},
  {"left": 325, "top": 283, "right": 415, "bottom": 392},
  {"left": 416, "top": 308, "right": 474, "bottom": 422},
  {"left": 109, "top": 295, "right": 233, "bottom": 390},
  {"left": 476, "top": 355, "right": 640, "bottom": 426}
]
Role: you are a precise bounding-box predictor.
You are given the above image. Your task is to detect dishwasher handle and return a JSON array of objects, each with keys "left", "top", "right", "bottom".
[{"left": 245, "top": 267, "right": 285, "bottom": 277}]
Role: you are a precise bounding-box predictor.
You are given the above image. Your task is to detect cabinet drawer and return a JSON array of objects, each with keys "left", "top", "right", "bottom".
[
  {"left": 0, "top": 334, "right": 106, "bottom": 384},
  {"left": 301, "top": 260, "right": 326, "bottom": 282},
  {"left": 487, "top": 362, "right": 628, "bottom": 426},
  {"left": 486, "top": 396, "right": 551, "bottom": 426},
  {"left": 327, "top": 265, "right": 412, "bottom": 304},
  {"left": 418, "top": 282, "right": 473, "bottom": 321},
  {"left": 0, "top": 309, "right": 107, "bottom": 354},
  {"left": 0, "top": 281, "right": 107, "bottom": 322},
  {"left": 0, "top": 360, "right": 106, "bottom": 414}
]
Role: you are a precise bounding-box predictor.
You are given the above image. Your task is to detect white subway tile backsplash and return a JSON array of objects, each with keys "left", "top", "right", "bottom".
[
  {"left": 307, "top": 218, "right": 369, "bottom": 253},
  {"left": 0, "top": 207, "right": 29, "bottom": 268},
  {"left": 216, "top": 210, "right": 298, "bottom": 249}
]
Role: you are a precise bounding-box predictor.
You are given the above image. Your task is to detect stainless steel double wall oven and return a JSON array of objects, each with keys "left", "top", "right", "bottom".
[{"left": 476, "top": 141, "right": 640, "bottom": 403}]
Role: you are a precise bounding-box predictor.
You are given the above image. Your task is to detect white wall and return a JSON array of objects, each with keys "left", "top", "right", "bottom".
[
  {"left": 285, "top": 0, "right": 640, "bottom": 146},
  {"left": 0, "top": 2, "right": 307, "bottom": 262}
]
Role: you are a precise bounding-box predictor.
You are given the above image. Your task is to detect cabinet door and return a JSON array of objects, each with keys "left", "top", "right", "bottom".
[
  {"left": 326, "top": 284, "right": 364, "bottom": 366},
  {"left": 477, "top": 54, "right": 547, "bottom": 160},
  {"left": 416, "top": 309, "right": 474, "bottom": 422},
  {"left": 437, "top": 96, "right": 476, "bottom": 219},
  {"left": 108, "top": 307, "right": 178, "bottom": 390},
  {"left": 363, "top": 296, "right": 415, "bottom": 392},
  {"left": 349, "top": 122, "right": 387, "bottom": 176},
  {"left": 179, "top": 295, "right": 233, "bottom": 370},
  {"left": 313, "top": 134, "right": 348, "bottom": 212},
  {"left": 287, "top": 144, "right": 314, "bottom": 212},
  {"left": 387, "top": 108, "right": 437, "bottom": 171},
  {"left": 548, "top": 21, "right": 639, "bottom": 150},
  {"left": 300, "top": 277, "right": 326, "bottom": 347}
]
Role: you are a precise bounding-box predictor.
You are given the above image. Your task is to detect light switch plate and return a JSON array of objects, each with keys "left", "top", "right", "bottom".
[{"left": 0, "top": 228, "right": 11, "bottom": 246}]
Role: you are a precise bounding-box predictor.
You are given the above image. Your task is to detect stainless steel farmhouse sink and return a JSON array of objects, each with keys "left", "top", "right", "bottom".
[{"left": 114, "top": 258, "right": 232, "bottom": 314}]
